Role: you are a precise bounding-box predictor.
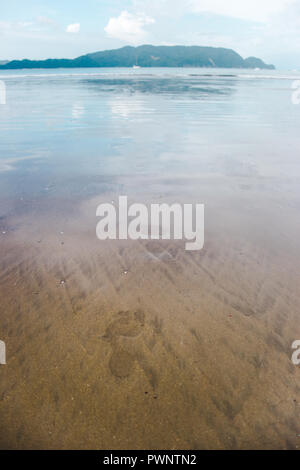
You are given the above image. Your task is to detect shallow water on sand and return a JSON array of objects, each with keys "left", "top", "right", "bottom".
[{"left": 0, "top": 68, "right": 300, "bottom": 449}]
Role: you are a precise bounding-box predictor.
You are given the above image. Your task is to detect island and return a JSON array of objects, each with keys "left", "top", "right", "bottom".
[{"left": 0, "top": 45, "right": 275, "bottom": 70}]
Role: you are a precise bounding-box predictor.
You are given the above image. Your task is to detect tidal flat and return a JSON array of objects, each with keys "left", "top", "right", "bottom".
[{"left": 0, "top": 68, "right": 300, "bottom": 449}]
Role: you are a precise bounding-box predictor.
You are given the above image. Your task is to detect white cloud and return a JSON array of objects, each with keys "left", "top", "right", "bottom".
[
  {"left": 0, "top": 21, "right": 12, "bottom": 33},
  {"left": 36, "top": 17, "right": 57, "bottom": 28},
  {"left": 133, "top": 0, "right": 187, "bottom": 18},
  {"left": 189, "top": 0, "right": 297, "bottom": 23},
  {"left": 66, "top": 23, "right": 80, "bottom": 34},
  {"left": 133, "top": 0, "right": 297, "bottom": 22},
  {"left": 0, "top": 20, "right": 35, "bottom": 35},
  {"left": 104, "top": 11, "right": 155, "bottom": 44},
  {"left": 0, "top": 18, "right": 59, "bottom": 38}
]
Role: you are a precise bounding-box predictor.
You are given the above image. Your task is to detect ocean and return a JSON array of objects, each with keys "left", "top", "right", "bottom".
[{"left": 1, "top": 68, "right": 300, "bottom": 199}]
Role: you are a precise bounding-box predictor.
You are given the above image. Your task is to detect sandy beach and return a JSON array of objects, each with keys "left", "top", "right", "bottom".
[{"left": 0, "top": 171, "right": 299, "bottom": 450}]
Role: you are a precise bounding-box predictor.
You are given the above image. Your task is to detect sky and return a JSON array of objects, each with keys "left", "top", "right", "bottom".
[{"left": 1, "top": 0, "right": 300, "bottom": 69}]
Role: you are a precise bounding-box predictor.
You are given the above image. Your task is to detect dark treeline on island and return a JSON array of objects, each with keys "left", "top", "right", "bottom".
[{"left": 0, "top": 45, "right": 275, "bottom": 70}]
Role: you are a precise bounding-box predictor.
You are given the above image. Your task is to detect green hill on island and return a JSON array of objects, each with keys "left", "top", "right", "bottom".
[{"left": 0, "top": 45, "right": 275, "bottom": 70}]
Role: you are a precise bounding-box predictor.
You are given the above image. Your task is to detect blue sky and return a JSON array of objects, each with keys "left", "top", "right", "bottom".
[{"left": 1, "top": 0, "right": 300, "bottom": 68}]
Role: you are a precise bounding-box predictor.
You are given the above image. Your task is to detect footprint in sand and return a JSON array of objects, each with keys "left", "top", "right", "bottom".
[
  {"left": 102, "top": 310, "right": 145, "bottom": 379},
  {"left": 109, "top": 348, "right": 135, "bottom": 378}
]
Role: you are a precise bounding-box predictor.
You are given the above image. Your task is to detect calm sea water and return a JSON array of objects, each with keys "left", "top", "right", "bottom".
[{"left": 0, "top": 67, "right": 300, "bottom": 208}]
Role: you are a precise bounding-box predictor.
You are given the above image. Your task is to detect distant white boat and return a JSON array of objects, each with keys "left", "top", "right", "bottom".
[{"left": 133, "top": 65, "right": 141, "bottom": 69}]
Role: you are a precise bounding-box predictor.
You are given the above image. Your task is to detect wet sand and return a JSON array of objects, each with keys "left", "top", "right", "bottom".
[{"left": 0, "top": 174, "right": 300, "bottom": 450}]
